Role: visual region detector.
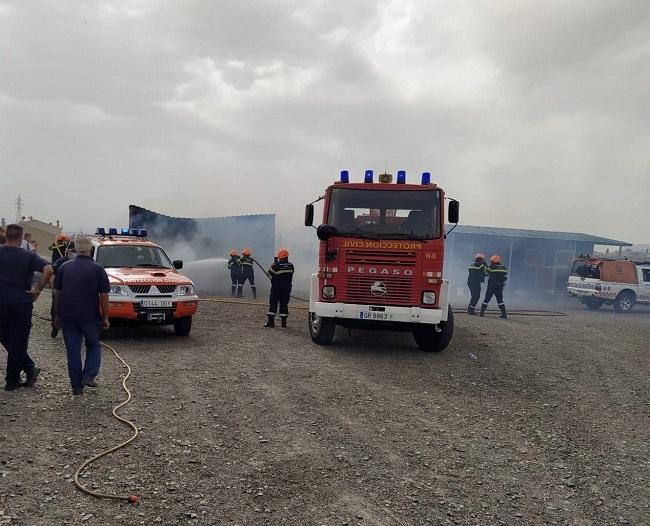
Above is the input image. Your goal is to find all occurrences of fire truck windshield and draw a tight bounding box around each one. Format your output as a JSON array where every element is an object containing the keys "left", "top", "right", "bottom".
[
  {"left": 327, "top": 188, "right": 441, "bottom": 239},
  {"left": 96, "top": 245, "right": 174, "bottom": 269}
]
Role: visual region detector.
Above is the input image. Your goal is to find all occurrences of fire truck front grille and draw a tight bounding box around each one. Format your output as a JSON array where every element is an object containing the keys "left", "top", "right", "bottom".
[
  {"left": 345, "top": 275, "right": 412, "bottom": 305},
  {"left": 156, "top": 285, "right": 177, "bottom": 294},
  {"left": 345, "top": 250, "right": 417, "bottom": 267},
  {"left": 128, "top": 285, "right": 151, "bottom": 294}
]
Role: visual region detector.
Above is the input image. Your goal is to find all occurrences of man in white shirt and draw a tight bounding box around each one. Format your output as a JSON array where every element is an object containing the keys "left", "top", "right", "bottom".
[{"left": 20, "top": 233, "right": 33, "bottom": 251}]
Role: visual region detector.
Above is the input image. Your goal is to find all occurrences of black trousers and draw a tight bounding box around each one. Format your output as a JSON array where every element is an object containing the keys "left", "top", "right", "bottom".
[
  {"left": 240, "top": 268, "right": 255, "bottom": 287},
  {"left": 0, "top": 303, "right": 35, "bottom": 386},
  {"left": 482, "top": 284, "right": 505, "bottom": 306},
  {"left": 230, "top": 270, "right": 242, "bottom": 286},
  {"left": 268, "top": 284, "right": 291, "bottom": 317},
  {"left": 467, "top": 282, "right": 482, "bottom": 307}
]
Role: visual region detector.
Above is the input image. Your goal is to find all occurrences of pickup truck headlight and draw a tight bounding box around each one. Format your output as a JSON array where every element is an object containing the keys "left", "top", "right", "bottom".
[
  {"left": 110, "top": 285, "right": 128, "bottom": 296},
  {"left": 422, "top": 291, "right": 436, "bottom": 305},
  {"left": 322, "top": 286, "right": 335, "bottom": 299},
  {"left": 178, "top": 285, "right": 195, "bottom": 296}
]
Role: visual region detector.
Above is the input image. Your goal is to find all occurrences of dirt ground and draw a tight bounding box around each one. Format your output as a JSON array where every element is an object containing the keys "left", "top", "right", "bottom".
[{"left": 1, "top": 297, "right": 649, "bottom": 526}]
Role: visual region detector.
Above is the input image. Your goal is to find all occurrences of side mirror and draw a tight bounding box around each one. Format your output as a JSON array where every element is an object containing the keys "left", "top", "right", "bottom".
[
  {"left": 448, "top": 200, "right": 459, "bottom": 224},
  {"left": 173, "top": 260, "right": 183, "bottom": 270},
  {"left": 304, "top": 204, "right": 315, "bottom": 227},
  {"left": 316, "top": 224, "right": 338, "bottom": 241}
]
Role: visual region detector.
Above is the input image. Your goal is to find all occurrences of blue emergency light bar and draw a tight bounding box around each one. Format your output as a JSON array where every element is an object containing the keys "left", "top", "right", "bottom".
[
  {"left": 364, "top": 170, "right": 374, "bottom": 183},
  {"left": 97, "top": 227, "right": 147, "bottom": 237},
  {"left": 397, "top": 170, "right": 406, "bottom": 184},
  {"left": 421, "top": 172, "right": 431, "bottom": 185},
  {"left": 340, "top": 170, "right": 349, "bottom": 183}
]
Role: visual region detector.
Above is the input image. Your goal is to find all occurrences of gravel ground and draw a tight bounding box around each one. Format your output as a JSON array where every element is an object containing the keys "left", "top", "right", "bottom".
[{"left": 1, "top": 297, "right": 649, "bottom": 526}]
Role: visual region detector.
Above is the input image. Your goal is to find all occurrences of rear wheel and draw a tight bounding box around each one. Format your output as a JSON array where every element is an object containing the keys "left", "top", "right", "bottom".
[
  {"left": 412, "top": 306, "right": 454, "bottom": 352},
  {"left": 308, "top": 312, "right": 336, "bottom": 345},
  {"left": 583, "top": 298, "right": 605, "bottom": 310},
  {"left": 613, "top": 291, "right": 636, "bottom": 313},
  {"left": 173, "top": 316, "right": 192, "bottom": 336}
]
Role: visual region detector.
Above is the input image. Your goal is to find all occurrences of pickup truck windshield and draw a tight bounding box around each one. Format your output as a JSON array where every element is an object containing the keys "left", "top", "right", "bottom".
[
  {"left": 327, "top": 188, "right": 441, "bottom": 239},
  {"left": 96, "top": 245, "right": 174, "bottom": 269}
]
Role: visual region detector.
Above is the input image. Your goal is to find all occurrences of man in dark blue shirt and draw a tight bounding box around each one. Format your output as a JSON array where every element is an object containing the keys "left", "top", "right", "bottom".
[
  {"left": 54, "top": 236, "right": 110, "bottom": 395},
  {"left": 0, "top": 224, "right": 53, "bottom": 391}
]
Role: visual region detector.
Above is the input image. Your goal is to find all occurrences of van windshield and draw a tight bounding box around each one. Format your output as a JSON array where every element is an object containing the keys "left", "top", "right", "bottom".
[
  {"left": 326, "top": 188, "right": 441, "bottom": 239},
  {"left": 96, "top": 245, "right": 173, "bottom": 269}
]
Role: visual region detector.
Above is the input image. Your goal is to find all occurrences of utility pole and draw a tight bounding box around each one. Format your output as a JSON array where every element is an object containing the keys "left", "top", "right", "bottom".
[{"left": 15, "top": 194, "right": 23, "bottom": 223}]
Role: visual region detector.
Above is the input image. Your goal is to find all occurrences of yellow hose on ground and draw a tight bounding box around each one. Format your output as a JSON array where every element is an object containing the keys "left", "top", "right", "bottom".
[{"left": 73, "top": 341, "right": 140, "bottom": 504}]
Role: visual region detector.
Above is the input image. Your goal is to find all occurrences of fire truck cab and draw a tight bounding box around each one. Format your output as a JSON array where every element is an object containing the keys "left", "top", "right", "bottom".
[
  {"left": 305, "top": 170, "right": 459, "bottom": 352},
  {"left": 92, "top": 228, "right": 199, "bottom": 335}
]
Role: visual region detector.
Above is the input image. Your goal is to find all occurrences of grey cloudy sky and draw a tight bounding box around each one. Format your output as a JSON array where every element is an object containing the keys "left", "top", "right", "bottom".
[{"left": 1, "top": 0, "right": 648, "bottom": 243}]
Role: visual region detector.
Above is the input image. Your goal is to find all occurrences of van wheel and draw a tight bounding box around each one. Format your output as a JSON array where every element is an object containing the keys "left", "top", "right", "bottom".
[
  {"left": 412, "top": 306, "right": 454, "bottom": 352},
  {"left": 613, "top": 291, "right": 635, "bottom": 313},
  {"left": 584, "top": 299, "right": 604, "bottom": 310},
  {"left": 308, "top": 312, "right": 335, "bottom": 345},
  {"left": 173, "top": 316, "right": 192, "bottom": 336}
]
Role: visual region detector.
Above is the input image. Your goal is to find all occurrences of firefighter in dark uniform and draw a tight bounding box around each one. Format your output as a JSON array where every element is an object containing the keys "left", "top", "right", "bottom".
[
  {"left": 467, "top": 253, "right": 487, "bottom": 315},
  {"left": 227, "top": 250, "right": 242, "bottom": 297},
  {"left": 480, "top": 255, "right": 508, "bottom": 319},
  {"left": 49, "top": 234, "right": 73, "bottom": 338},
  {"left": 264, "top": 248, "right": 294, "bottom": 328},
  {"left": 49, "top": 233, "right": 72, "bottom": 266},
  {"left": 238, "top": 248, "right": 256, "bottom": 299}
]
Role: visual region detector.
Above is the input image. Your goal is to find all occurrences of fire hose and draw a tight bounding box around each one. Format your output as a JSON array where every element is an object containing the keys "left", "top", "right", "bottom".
[
  {"left": 73, "top": 340, "right": 140, "bottom": 504},
  {"left": 32, "top": 312, "right": 140, "bottom": 503}
]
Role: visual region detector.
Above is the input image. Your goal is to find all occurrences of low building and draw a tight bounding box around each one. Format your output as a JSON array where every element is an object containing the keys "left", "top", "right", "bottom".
[
  {"left": 17, "top": 217, "right": 63, "bottom": 258},
  {"left": 445, "top": 225, "right": 632, "bottom": 305}
]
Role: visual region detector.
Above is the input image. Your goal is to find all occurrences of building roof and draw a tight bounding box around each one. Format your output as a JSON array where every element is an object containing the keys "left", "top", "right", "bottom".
[
  {"left": 19, "top": 219, "right": 61, "bottom": 235},
  {"left": 446, "top": 225, "right": 632, "bottom": 247}
]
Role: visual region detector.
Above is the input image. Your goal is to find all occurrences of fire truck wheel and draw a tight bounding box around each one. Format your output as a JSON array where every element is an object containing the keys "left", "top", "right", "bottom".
[
  {"left": 173, "top": 316, "right": 193, "bottom": 336},
  {"left": 412, "top": 306, "right": 454, "bottom": 352},
  {"left": 308, "top": 312, "right": 335, "bottom": 345},
  {"left": 613, "top": 291, "right": 636, "bottom": 313},
  {"left": 583, "top": 298, "right": 604, "bottom": 310}
]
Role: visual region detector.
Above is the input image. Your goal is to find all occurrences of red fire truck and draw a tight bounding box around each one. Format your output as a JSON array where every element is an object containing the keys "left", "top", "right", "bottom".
[{"left": 304, "top": 169, "right": 459, "bottom": 352}]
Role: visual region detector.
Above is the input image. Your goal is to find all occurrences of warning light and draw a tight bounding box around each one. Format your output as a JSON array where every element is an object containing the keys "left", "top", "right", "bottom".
[
  {"left": 340, "top": 170, "right": 349, "bottom": 183},
  {"left": 421, "top": 172, "right": 431, "bottom": 185},
  {"left": 364, "top": 170, "right": 374, "bottom": 183},
  {"left": 397, "top": 170, "right": 406, "bottom": 184}
]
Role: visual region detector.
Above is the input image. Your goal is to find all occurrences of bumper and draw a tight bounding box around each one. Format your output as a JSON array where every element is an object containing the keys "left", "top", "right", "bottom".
[
  {"left": 309, "top": 273, "right": 449, "bottom": 325},
  {"left": 311, "top": 301, "right": 445, "bottom": 325},
  {"left": 567, "top": 287, "right": 599, "bottom": 299},
  {"left": 107, "top": 297, "right": 199, "bottom": 321}
]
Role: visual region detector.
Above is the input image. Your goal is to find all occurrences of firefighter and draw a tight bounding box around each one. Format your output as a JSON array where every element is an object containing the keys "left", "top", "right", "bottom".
[
  {"left": 238, "top": 248, "right": 256, "bottom": 299},
  {"left": 467, "top": 253, "right": 487, "bottom": 315},
  {"left": 480, "top": 255, "right": 508, "bottom": 319},
  {"left": 264, "top": 248, "right": 294, "bottom": 328},
  {"left": 50, "top": 233, "right": 72, "bottom": 266},
  {"left": 50, "top": 241, "right": 75, "bottom": 337},
  {"left": 227, "top": 250, "right": 242, "bottom": 297}
]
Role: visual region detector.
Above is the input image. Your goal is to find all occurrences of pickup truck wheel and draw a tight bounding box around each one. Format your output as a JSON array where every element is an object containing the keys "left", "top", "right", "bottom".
[
  {"left": 308, "top": 312, "right": 335, "bottom": 345},
  {"left": 584, "top": 298, "right": 604, "bottom": 310},
  {"left": 613, "top": 291, "right": 636, "bottom": 313},
  {"left": 173, "top": 316, "right": 192, "bottom": 336},
  {"left": 412, "top": 306, "right": 454, "bottom": 352}
]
